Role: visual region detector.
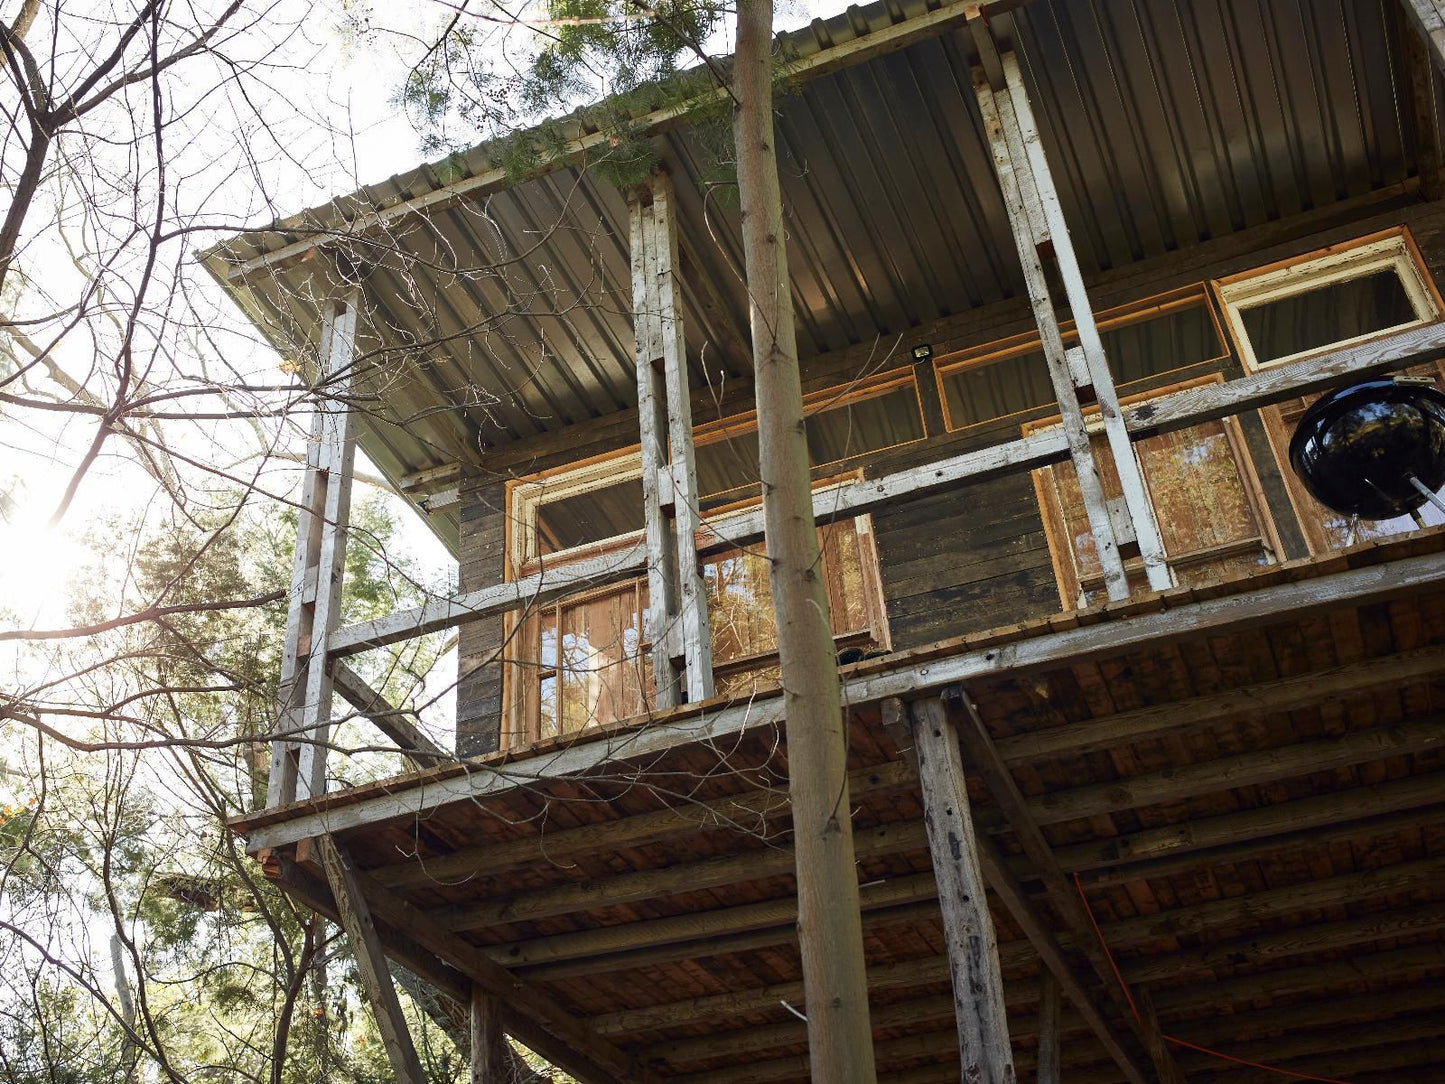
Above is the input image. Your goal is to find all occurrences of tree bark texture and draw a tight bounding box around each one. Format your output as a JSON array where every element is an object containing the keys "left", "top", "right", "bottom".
[{"left": 731, "top": 2, "right": 877, "bottom": 1079}]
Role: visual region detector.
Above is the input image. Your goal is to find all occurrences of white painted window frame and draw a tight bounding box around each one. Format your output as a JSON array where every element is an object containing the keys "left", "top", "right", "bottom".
[{"left": 1216, "top": 229, "right": 1442, "bottom": 373}]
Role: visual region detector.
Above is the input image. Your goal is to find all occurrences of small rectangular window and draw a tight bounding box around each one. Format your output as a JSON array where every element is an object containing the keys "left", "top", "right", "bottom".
[{"left": 1216, "top": 228, "right": 1442, "bottom": 372}]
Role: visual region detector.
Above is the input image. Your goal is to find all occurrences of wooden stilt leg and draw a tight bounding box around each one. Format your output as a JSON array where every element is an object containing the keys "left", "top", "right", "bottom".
[
  {"left": 317, "top": 835, "right": 425, "bottom": 1084},
  {"left": 470, "top": 986, "right": 508, "bottom": 1084},
  {"left": 1037, "top": 970, "right": 1061, "bottom": 1084},
  {"left": 907, "top": 697, "right": 1015, "bottom": 1083}
]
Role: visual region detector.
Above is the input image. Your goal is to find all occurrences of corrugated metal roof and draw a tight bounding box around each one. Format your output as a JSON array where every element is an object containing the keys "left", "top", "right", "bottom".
[{"left": 206, "top": 0, "right": 1439, "bottom": 554}]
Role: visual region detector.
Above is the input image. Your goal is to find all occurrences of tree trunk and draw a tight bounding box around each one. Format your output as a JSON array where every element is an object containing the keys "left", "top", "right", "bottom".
[{"left": 731, "top": 3, "right": 877, "bottom": 1079}]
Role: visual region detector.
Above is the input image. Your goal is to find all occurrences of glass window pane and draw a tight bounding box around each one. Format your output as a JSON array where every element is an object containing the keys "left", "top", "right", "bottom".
[
  {"left": 943, "top": 348, "right": 1052, "bottom": 427},
  {"left": 556, "top": 586, "right": 647, "bottom": 733},
  {"left": 695, "top": 431, "right": 761, "bottom": 505},
  {"left": 536, "top": 476, "right": 644, "bottom": 554},
  {"left": 1241, "top": 270, "right": 1417, "bottom": 366},
  {"left": 1102, "top": 299, "right": 1224, "bottom": 383},
  {"left": 705, "top": 547, "right": 776, "bottom": 663},
  {"left": 805, "top": 384, "right": 925, "bottom": 464},
  {"left": 942, "top": 296, "right": 1226, "bottom": 430}
]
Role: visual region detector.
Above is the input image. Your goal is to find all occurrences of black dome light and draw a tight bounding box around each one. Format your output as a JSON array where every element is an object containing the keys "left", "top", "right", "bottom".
[{"left": 1289, "top": 378, "right": 1445, "bottom": 520}]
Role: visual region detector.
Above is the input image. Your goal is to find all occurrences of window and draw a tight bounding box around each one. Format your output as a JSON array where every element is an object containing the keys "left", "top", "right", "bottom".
[
  {"left": 503, "top": 374, "right": 912, "bottom": 746},
  {"left": 1216, "top": 229, "right": 1442, "bottom": 372},
  {"left": 1219, "top": 229, "right": 1445, "bottom": 553},
  {"left": 693, "top": 371, "right": 927, "bottom": 508},
  {"left": 1029, "top": 377, "right": 1280, "bottom": 609},
  {"left": 937, "top": 287, "right": 1229, "bottom": 432}
]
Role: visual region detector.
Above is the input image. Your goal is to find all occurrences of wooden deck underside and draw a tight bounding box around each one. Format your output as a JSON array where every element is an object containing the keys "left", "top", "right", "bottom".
[{"left": 234, "top": 529, "right": 1445, "bottom": 1083}]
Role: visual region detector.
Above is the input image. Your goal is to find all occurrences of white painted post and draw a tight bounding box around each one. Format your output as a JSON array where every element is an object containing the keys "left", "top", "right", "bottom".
[
  {"left": 270, "top": 291, "right": 360, "bottom": 807},
  {"left": 973, "top": 71, "right": 1131, "bottom": 602},
  {"left": 628, "top": 175, "right": 714, "bottom": 709},
  {"left": 1000, "top": 50, "right": 1172, "bottom": 593},
  {"left": 652, "top": 172, "right": 715, "bottom": 702}
]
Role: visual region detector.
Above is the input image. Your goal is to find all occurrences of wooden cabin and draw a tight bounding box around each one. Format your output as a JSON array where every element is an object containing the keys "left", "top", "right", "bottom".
[{"left": 212, "top": 1, "right": 1445, "bottom": 1081}]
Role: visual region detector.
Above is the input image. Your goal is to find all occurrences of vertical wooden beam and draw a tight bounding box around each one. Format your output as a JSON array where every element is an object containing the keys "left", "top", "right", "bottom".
[
  {"left": 972, "top": 69, "right": 1130, "bottom": 603},
  {"left": 317, "top": 835, "right": 425, "bottom": 1084},
  {"left": 945, "top": 686, "right": 1187, "bottom": 1084},
  {"left": 270, "top": 292, "right": 360, "bottom": 806},
  {"left": 629, "top": 176, "right": 715, "bottom": 709},
  {"left": 630, "top": 190, "right": 683, "bottom": 711},
  {"left": 1036, "top": 971, "right": 1061, "bottom": 1084},
  {"left": 470, "top": 986, "right": 508, "bottom": 1084},
  {"left": 1403, "top": 0, "right": 1445, "bottom": 76},
  {"left": 1402, "top": 2, "right": 1445, "bottom": 201},
  {"left": 998, "top": 50, "right": 1171, "bottom": 593},
  {"left": 906, "top": 697, "right": 1015, "bottom": 1083},
  {"left": 652, "top": 171, "right": 715, "bottom": 702}
]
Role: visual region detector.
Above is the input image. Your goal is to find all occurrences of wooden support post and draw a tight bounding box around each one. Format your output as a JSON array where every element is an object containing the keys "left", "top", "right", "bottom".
[
  {"left": 317, "top": 835, "right": 425, "bottom": 1084},
  {"left": 906, "top": 697, "right": 1015, "bottom": 1082},
  {"left": 944, "top": 686, "right": 1187, "bottom": 1084},
  {"left": 470, "top": 986, "right": 508, "bottom": 1084},
  {"left": 1036, "top": 971, "right": 1061, "bottom": 1084},
  {"left": 270, "top": 292, "right": 360, "bottom": 806},
  {"left": 972, "top": 71, "right": 1128, "bottom": 602},
  {"left": 972, "top": 26, "right": 1172, "bottom": 601},
  {"left": 652, "top": 172, "right": 715, "bottom": 703},
  {"left": 628, "top": 176, "right": 714, "bottom": 710},
  {"left": 1402, "top": 1, "right": 1445, "bottom": 200},
  {"left": 1403, "top": 0, "right": 1445, "bottom": 76},
  {"left": 998, "top": 49, "right": 1172, "bottom": 594}
]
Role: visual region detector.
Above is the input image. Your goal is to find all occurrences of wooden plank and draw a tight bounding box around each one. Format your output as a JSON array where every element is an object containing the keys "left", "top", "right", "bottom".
[
  {"left": 974, "top": 66, "right": 1129, "bottom": 601},
  {"left": 439, "top": 818, "right": 929, "bottom": 932},
  {"left": 237, "top": 547, "right": 1445, "bottom": 852},
  {"left": 995, "top": 643, "right": 1445, "bottom": 763},
  {"left": 946, "top": 688, "right": 1186, "bottom": 1084},
  {"left": 372, "top": 759, "right": 916, "bottom": 890},
  {"left": 1055, "top": 769, "right": 1445, "bottom": 873},
  {"left": 469, "top": 987, "right": 507, "bottom": 1084},
  {"left": 498, "top": 874, "right": 940, "bottom": 976},
  {"left": 1402, "top": 9, "right": 1445, "bottom": 201},
  {"left": 271, "top": 295, "right": 360, "bottom": 806},
  {"left": 1000, "top": 47, "right": 1171, "bottom": 592},
  {"left": 317, "top": 836, "right": 426, "bottom": 1084},
  {"left": 1036, "top": 971, "right": 1061, "bottom": 1084},
  {"left": 632, "top": 188, "right": 682, "bottom": 711},
  {"left": 331, "top": 661, "right": 449, "bottom": 768},
  {"left": 653, "top": 171, "right": 715, "bottom": 702},
  {"left": 1403, "top": 0, "right": 1445, "bottom": 77},
  {"left": 1030, "top": 716, "right": 1445, "bottom": 826},
  {"left": 906, "top": 697, "right": 1015, "bottom": 1083}
]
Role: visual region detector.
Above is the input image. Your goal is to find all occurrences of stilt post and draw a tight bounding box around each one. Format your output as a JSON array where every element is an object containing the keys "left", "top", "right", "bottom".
[
  {"left": 470, "top": 986, "right": 508, "bottom": 1084},
  {"left": 907, "top": 696, "right": 1016, "bottom": 1082},
  {"left": 1037, "top": 970, "right": 1061, "bottom": 1084}
]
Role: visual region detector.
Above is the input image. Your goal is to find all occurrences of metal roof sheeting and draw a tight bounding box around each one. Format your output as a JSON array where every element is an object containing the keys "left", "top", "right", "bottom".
[{"left": 207, "top": 0, "right": 1440, "bottom": 555}]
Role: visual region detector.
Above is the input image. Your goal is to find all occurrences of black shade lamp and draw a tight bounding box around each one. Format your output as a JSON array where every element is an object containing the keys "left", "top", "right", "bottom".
[{"left": 1288, "top": 377, "right": 1445, "bottom": 521}]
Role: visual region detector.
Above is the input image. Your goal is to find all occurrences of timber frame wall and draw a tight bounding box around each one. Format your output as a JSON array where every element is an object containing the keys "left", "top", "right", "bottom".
[{"left": 240, "top": 4, "right": 1445, "bottom": 1082}]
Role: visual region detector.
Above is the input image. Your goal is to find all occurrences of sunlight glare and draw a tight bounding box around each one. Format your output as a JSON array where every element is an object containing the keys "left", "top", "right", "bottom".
[{"left": 0, "top": 516, "right": 86, "bottom": 628}]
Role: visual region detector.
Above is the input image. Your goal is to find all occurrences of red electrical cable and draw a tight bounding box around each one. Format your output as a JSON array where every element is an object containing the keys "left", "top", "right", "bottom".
[{"left": 1071, "top": 873, "right": 1357, "bottom": 1084}]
